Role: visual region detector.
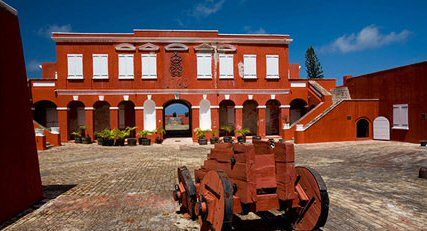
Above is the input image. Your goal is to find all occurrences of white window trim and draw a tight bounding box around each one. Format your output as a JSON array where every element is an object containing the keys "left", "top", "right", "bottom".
[
  {"left": 92, "top": 54, "right": 109, "bottom": 80},
  {"left": 197, "top": 53, "right": 212, "bottom": 79},
  {"left": 392, "top": 104, "right": 409, "bottom": 130},
  {"left": 67, "top": 54, "right": 83, "bottom": 80},
  {"left": 141, "top": 54, "right": 158, "bottom": 79},
  {"left": 243, "top": 54, "right": 257, "bottom": 79},
  {"left": 266, "top": 54, "right": 280, "bottom": 79},
  {"left": 118, "top": 54, "right": 134, "bottom": 79}
]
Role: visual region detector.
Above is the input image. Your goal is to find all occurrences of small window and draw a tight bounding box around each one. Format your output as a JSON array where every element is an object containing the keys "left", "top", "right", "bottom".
[
  {"left": 197, "top": 53, "right": 212, "bottom": 79},
  {"left": 266, "top": 55, "right": 279, "bottom": 79},
  {"left": 219, "top": 54, "right": 234, "bottom": 79},
  {"left": 243, "top": 55, "right": 257, "bottom": 79},
  {"left": 141, "top": 54, "right": 157, "bottom": 79},
  {"left": 118, "top": 54, "right": 134, "bottom": 79},
  {"left": 393, "top": 104, "right": 409, "bottom": 129},
  {"left": 93, "top": 54, "right": 108, "bottom": 79},
  {"left": 67, "top": 54, "right": 83, "bottom": 79}
]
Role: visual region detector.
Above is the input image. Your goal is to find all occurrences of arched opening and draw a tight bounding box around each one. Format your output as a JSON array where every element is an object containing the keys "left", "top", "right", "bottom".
[
  {"left": 243, "top": 100, "right": 258, "bottom": 136},
  {"left": 163, "top": 99, "right": 191, "bottom": 137},
  {"left": 290, "top": 98, "right": 308, "bottom": 124},
  {"left": 373, "top": 116, "right": 390, "bottom": 140},
  {"left": 94, "top": 101, "right": 110, "bottom": 133},
  {"left": 68, "top": 101, "right": 85, "bottom": 138},
  {"left": 199, "top": 99, "right": 212, "bottom": 130},
  {"left": 143, "top": 99, "right": 156, "bottom": 131},
  {"left": 118, "top": 101, "right": 135, "bottom": 129},
  {"left": 266, "top": 99, "right": 281, "bottom": 135},
  {"left": 219, "top": 100, "right": 235, "bottom": 136},
  {"left": 356, "top": 119, "right": 370, "bottom": 138},
  {"left": 33, "top": 100, "right": 58, "bottom": 128}
]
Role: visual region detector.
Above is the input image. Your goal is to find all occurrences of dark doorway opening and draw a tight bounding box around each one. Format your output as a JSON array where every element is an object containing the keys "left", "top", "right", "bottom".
[
  {"left": 219, "top": 100, "right": 236, "bottom": 136},
  {"left": 356, "top": 119, "right": 370, "bottom": 138},
  {"left": 266, "top": 99, "right": 281, "bottom": 135},
  {"left": 118, "top": 101, "right": 135, "bottom": 129},
  {"left": 94, "top": 101, "right": 110, "bottom": 133},
  {"left": 289, "top": 98, "right": 308, "bottom": 124},
  {"left": 68, "top": 101, "right": 85, "bottom": 139},
  {"left": 163, "top": 100, "right": 192, "bottom": 137},
  {"left": 243, "top": 100, "right": 259, "bottom": 136},
  {"left": 33, "top": 100, "right": 58, "bottom": 128}
]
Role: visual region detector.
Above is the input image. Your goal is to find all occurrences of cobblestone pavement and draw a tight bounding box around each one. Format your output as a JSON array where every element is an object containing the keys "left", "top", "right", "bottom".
[{"left": 2, "top": 141, "right": 426, "bottom": 230}]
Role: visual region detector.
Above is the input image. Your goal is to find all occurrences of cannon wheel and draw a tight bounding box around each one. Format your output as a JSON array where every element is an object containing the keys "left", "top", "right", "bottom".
[
  {"left": 294, "top": 166, "right": 329, "bottom": 230},
  {"left": 197, "top": 170, "right": 233, "bottom": 231},
  {"left": 175, "top": 166, "right": 197, "bottom": 219}
]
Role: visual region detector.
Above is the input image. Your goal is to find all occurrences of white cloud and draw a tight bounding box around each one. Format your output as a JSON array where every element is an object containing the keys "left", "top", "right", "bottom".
[
  {"left": 191, "top": 0, "right": 226, "bottom": 17},
  {"left": 27, "top": 59, "right": 42, "bottom": 72},
  {"left": 37, "top": 24, "right": 72, "bottom": 38},
  {"left": 320, "top": 25, "right": 411, "bottom": 53},
  {"left": 244, "top": 26, "right": 267, "bottom": 34}
]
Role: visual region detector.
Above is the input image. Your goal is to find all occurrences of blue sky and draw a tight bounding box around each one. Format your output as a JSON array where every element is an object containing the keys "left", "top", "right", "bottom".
[{"left": 8, "top": 0, "right": 427, "bottom": 83}]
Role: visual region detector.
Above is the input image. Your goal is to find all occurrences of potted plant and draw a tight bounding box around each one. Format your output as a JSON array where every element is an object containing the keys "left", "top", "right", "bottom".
[
  {"left": 82, "top": 136, "right": 92, "bottom": 144},
  {"left": 220, "top": 125, "right": 234, "bottom": 143},
  {"left": 126, "top": 127, "right": 137, "bottom": 146},
  {"left": 194, "top": 128, "right": 209, "bottom": 145},
  {"left": 96, "top": 129, "right": 111, "bottom": 146},
  {"left": 155, "top": 128, "right": 166, "bottom": 144},
  {"left": 210, "top": 130, "right": 219, "bottom": 144},
  {"left": 138, "top": 130, "right": 153, "bottom": 145},
  {"left": 72, "top": 130, "right": 82, "bottom": 143},
  {"left": 236, "top": 128, "right": 251, "bottom": 143},
  {"left": 110, "top": 129, "right": 126, "bottom": 146}
]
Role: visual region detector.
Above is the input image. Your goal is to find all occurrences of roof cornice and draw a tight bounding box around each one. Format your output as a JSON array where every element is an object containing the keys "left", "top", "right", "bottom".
[{"left": 0, "top": 0, "right": 17, "bottom": 15}]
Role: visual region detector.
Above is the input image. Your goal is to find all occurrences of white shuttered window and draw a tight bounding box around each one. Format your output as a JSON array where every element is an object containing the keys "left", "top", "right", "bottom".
[
  {"left": 243, "top": 55, "right": 257, "bottom": 79},
  {"left": 219, "top": 54, "right": 234, "bottom": 79},
  {"left": 393, "top": 104, "right": 409, "bottom": 129},
  {"left": 93, "top": 54, "right": 108, "bottom": 79},
  {"left": 197, "top": 53, "right": 212, "bottom": 79},
  {"left": 67, "top": 54, "right": 83, "bottom": 79},
  {"left": 266, "top": 55, "right": 279, "bottom": 79},
  {"left": 141, "top": 54, "right": 157, "bottom": 79},
  {"left": 118, "top": 54, "right": 134, "bottom": 79}
]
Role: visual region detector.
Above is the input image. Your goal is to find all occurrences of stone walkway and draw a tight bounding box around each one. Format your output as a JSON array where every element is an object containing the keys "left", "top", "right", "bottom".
[{"left": 2, "top": 141, "right": 426, "bottom": 230}]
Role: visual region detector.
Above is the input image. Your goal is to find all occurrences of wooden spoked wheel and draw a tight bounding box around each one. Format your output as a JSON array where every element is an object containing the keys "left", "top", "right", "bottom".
[
  {"left": 294, "top": 166, "right": 329, "bottom": 230},
  {"left": 173, "top": 166, "right": 197, "bottom": 219},
  {"left": 196, "top": 170, "right": 233, "bottom": 231}
]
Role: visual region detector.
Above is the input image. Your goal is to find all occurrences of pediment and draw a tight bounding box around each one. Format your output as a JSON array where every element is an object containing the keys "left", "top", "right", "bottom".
[
  {"left": 217, "top": 44, "right": 237, "bottom": 52},
  {"left": 115, "top": 43, "right": 136, "bottom": 51},
  {"left": 194, "top": 43, "right": 214, "bottom": 52},
  {"left": 138, "top": 43, "right": 159, "bottom": 51},
  {"left": 165, "top": 43, "right": 188, "bottom": 51}
]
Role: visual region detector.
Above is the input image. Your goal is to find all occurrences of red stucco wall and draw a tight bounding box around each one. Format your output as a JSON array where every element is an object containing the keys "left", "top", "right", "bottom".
[
  {"left": 345, "top": 62, "right": 427, "bottom": 143},
  {"left": 0, "top": 3, "right": 43, "bottom": 223}
]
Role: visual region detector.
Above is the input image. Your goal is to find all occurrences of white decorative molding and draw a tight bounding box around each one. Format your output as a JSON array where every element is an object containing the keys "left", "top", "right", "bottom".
[
  {"left": 55, "top": 72, "right": 58, "bottom": 79},
  {"left": 291, "top": 82, "right": 307, "bottom": 88},
  {"left": 135, "top": 106, "right": 144, "bottom": 110},
  {"left": 296, "top": 124, "right": 304, "bottom": 131},
  {"left": 99, "top": 95, "right": 105, "bottom": 101},
  {"left": 115, "top": 43, "right": 136, "bottom": 51},
  {"left": 235, "top": 105, "right": 243, "bottom": 109},
  {"left": 85, "top": 107, "right": 94, "bottom": 110},
  {"left": 271, "top": 94, "right": 276, "bottom": 99},
  {"left": 110, "top": 107, "right": 119, "bottom": 110},
  {"left": 73, "top": 95, "right": 79, "bottom": 101},
  {"left": 191, "top": 106, "right": 200, "bottom": 109},
  {"left": 210, "top": 106, "right": 220, "bottom": 109},
  {"left": 194, "top": 43, "right": 214, "bottom": 52},
  {"left": 248, "top": 95, "right": 253, "bottom": 100},
  {"left": 174, "top": 94, "right": 180, "bottom": 100},
  {"left": 165, "top": 43, "right": 188, "bottom": 51},
  {"left": 257, "top": 105, "right": 267, "bottom": 109},
  {"left": 155, "top": 106, "right": 163, "bottom": 110},
  {"left": 203, "top": 94, "right": 207, "bottom": 100},
  {"left": 217, "top": 44, "right": 237, "bottom": 52},
  {"left": 56, "top": 89, "right": 291, "bottom": 95},
  {"left": 138, "top": 43, "right": 159, "bottom": 51},
  {"left": 280, "top": 105, "right": 291, "bottom": 108},
  {"left": 225, "top": 94, "right": 230, "bottom": 100},
  {"left": 147, "top": 95, "right": 152, "bottom": 100},
  {"left": 123, "top": 95, "right": 129, "bottom": 101},
  {"left": 57, "top": 107, "right": 68, "bottom": 111},
  {"left": 284, "top": 123, "right": 291, "bottom": 129},
  {"left": 32, "top": 82, "right": 55, "bottom": 87},
  {"left": 50, "top": 127, "right": 60, "bottom": 134}
]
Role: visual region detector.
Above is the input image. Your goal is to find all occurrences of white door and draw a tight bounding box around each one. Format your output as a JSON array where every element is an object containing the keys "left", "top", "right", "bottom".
[{"left": 373, "top": 116, "right": 390, "bottom": 140}]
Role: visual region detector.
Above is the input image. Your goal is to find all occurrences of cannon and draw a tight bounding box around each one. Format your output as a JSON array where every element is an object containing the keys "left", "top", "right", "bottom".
[{"left": 173, "top": 141, "right": 329, "bottom": 230}]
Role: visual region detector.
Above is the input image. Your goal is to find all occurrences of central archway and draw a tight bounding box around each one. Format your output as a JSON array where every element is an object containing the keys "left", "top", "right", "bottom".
[{"left": 163, "top": 99, "right": 192, "bottom": 137}]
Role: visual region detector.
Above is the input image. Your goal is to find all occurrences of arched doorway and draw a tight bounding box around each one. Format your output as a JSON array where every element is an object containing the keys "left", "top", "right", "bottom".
[
  {"left": 266, "top": 99, "right": 281, "bottom": 135},
  {"left": 143, "top": 99, "right": 156, "bottom": 131},
  {"left": 290, "top": 99, "right": 308, "bottom": 124},
  {"left": 33, "top": 100, "right": 58, "bottom": 128},
  {"left": 118, "top": 101, "right": 135, "bottom": 129},
  {"left": 373, "top": 116, "right": 390, "bottom": 140},
  {"left": 163, "top": 100, "right": 191, "bottom": 137},
  {"left": 94, "top": 101, "right": 110, "bottom": 133},
  {"left": 219, "top": 100, "right": 235, "bottom": 136},
  {"left": 199, "top": 99, "right": 212, "bottom": 130},
  {"left": 243, "top": 100, "right": 258, "bottom": 136},
  {"left": 356, "top": 118, "right": 370, "bottom": 138},
  {"left": 68, "top": 101, "right": 85, "bottom": 137}
]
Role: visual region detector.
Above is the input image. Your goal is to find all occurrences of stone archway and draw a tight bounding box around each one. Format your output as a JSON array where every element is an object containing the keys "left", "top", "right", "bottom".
[
  {"left": 33, "top": 100, "right": 58, "bottom": 128},
  {"left": 243, "top": 100, "right": 258, "bottom": 136},
  {"left": 219, "top": 100, "right": 235, "bottom": 136},
  {"left": 163, "top": 99, "right": 192, "bottom": 137},
  {"left": 356, "top": 118, "right": 370, "bottom": 138}
]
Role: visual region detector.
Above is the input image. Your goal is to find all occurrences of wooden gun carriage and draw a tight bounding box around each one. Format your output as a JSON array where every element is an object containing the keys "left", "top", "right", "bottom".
[{"left": 173, "top": 141, "right": 329, "bottom": 230}]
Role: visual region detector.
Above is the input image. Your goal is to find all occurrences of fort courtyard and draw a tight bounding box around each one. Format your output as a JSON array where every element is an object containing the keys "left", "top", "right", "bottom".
[{"left": 2, "top": 141, "right": 426, "bottom": 230}]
